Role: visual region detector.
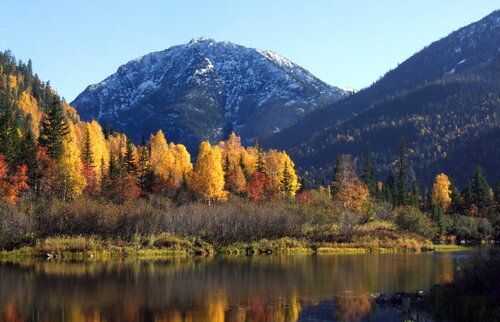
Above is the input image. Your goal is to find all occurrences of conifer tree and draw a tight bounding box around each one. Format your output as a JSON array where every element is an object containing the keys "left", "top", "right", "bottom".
[
  {"left": 82, "top": 127, "right": 94, "bottom": 168},
  {"left": 19, "top": 130, "right": 38, "bottom": 187},
  {"left": 471, "top": 165, "right": 492, "bottom": 209},
  {"left": 280, "top": 161, "right": 294, "bottom": 197},
  {"left": 361, "top": 145, "right": 377, "bottom": 196},
  {"left": 396, "top": 138, "right": 410, "bottom": 205},
  {"left": 38, "top": 95, "right": 69, "bottom": 160},
  {"left": 331, "top": 154, "right": 343, "bottom": 196},
  {"left": 255, "top": 140, "right": 266, "bottom": 174},
  {"left": 124, "top": 141, "right": 137, "bottom": 174},
  {"left": 0, "top": 104, "right": 21, "bottom": 165}
]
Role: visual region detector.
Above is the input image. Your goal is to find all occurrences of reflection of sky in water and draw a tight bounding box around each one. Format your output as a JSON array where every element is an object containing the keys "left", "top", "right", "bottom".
[{"left": 0, "top": 251, "right": 474, "bottom": 321}]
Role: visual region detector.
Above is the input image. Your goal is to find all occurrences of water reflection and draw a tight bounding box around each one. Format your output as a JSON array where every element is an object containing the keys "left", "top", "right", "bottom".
[{"left": 0, "top": 252, "right": 469, "bottom": 321}]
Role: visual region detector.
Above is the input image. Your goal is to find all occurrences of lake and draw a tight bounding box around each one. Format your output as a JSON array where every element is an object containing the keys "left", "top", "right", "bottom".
[{"left": 0, "top": 251, "right": 474, "bottom": 321}]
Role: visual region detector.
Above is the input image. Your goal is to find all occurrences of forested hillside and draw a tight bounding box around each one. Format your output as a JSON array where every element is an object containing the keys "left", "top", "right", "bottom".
[{"left": 264, "top": 10, "right": 500, "bottom": 187}]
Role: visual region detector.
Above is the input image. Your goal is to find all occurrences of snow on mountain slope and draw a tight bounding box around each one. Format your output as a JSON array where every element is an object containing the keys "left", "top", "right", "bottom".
[{"left": 72, "top": 38, "right": 350, "bottom": 151}]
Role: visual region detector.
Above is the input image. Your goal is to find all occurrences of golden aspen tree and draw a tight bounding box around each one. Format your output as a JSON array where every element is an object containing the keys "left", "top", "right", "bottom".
[
  {"left": 431, "top": 173, "right": 452, "bottom": 212},
  {"left": 189, "top": 141, "right": 227, "bottom": 204},
  {"left": 56, "top": 122, "right": 86, "bottom": 200},
  {"left": 18, "top": 91, "right": 42, "bottom": 137},
  {"left": 332, "top": 155, "right": 369, "bottom": 212},
  {"left": 218, "top": 132, "right": 246, "bottom": 169},
  {"left": 149, "top": 130, "right": 175, "bottom": 179},
  {"left": 169, "top": 142, "right": 192, "bottom": 186},
  {"left": 86, "top": 121, "right": 109, "bottom": 180},
  {"left": 265, "top": 150, "right": 300, "bottom": 197}
]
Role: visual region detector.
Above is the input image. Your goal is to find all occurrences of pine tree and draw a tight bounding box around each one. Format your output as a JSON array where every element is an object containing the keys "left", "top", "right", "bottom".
[
  {"left": 331, "top": 154, "right": 343, "bottom": 196},
  {"left": 107, "top": 152, "right": 120, "bottom": 180},
  {"left": 471, "top": 165, "right": 492, "bottom": 209},
  {"left": 255, "top": 140, "right": 266, "bottom": 174},
  {"left": 18, "top": 130, "right": 38, "bottom": 187},
  {"left": 361, "top": 145, "right": 377, "bottom": 196},
  {"left": 124, "top": 141, "right": 137, "bottom": 174},
  {"left": 82, "top": 127, "right": 94, "bottom": 168},
  {"left": 396, "top": 138, "right": 410, "bottom": 205},
  {"left": 0, "top": 104, "right": 21, "bottom": 165},
  {"left": 280, "top": 161, "right": 294, "bottom": 197},
  {"left": 38, "top": 95, "right": 69, "bottom": 160},
  {"left": 449, "top": 177, "right": 463, "bottom": 214},
  {"left": 462, "top": 178, "right": 475, "bottom": 209}
]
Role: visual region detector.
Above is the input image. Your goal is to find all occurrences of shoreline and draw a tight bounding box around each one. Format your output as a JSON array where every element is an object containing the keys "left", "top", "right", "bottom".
[{"left": 0, "top": 236, "right": 473, "bottom": 259}]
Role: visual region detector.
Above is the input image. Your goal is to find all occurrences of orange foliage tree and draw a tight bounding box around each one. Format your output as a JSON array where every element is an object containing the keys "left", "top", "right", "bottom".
[{"left": 0, "top": 155, "right": 29, "bottom": 204}]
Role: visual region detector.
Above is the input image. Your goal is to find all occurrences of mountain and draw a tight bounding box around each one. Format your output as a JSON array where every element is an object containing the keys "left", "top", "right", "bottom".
[
  {"left": 72, "top": 38, "right": 350, "bottom": 152},
  {"left": 263, "top": 10, "right": 500, "bottom": 186}
]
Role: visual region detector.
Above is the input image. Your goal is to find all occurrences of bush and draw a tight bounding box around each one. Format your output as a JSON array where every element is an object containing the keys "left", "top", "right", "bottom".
[
  {"left": 0, "top": 202, "right": 36, "bottom": 250},
  {"left": 395, "top": 206, "right": 438, "bottom": 239},
  {"left": 450, "top": 215, "right": 493, "bottom": 240}
]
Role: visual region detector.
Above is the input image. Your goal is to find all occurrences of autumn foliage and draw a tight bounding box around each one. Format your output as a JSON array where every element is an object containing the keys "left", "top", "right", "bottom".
[{"left": 0, "top": 155, "right": 28, "bottom": 204}]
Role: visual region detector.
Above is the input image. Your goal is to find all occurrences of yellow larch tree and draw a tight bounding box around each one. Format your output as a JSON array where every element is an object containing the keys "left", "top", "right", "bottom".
[
  {"left": 86, "top": 121, "right": 110, "bottom": 179},
  {"left": 431, "top": 173, "right": 452, "bottom": 212},
  {"left": 18, "top": 91, "right": 43, "bottom": 137},
  {"left": 189, "top": 141, "right": 227, "bottom": 204},
  {"left": 149, "top": 130, "right": 175, "bottom": 179},
  {"left": 332, "top": 155, "right": 369, "bottom": 212},
  {"left": 218, "top": 132, "right": 246, "bottom": 169},
  {"left": 169, "top": 142, "right": 193, "bottom": 186},
  {"left": 56, "top": 122, "right": 86, "bottom": 200},
  {"left": 265, "top": 149, "right": 300, "bottom": 197}
]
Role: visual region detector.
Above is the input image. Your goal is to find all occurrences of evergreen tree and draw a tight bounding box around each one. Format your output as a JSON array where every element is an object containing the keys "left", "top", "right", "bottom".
[
  {"left": 462, "top": 178, "right": 475, "bottom": 209},
  {"left": 18, "top": 130, "right": 38, "bottom": 186},
  {"left": 331, "top": 154, "right": 343, "bottom": 196},
  {"left": 361, "top": 145, "right": 377, "bottom": 196},
  {"left": 82, "top": 127, "right": 94, "bottom": 167},
  {"left": 107, "top": 152, "right": 120, "bottom": 180},
  {"left": 396, "top": 138, "right": 410, "bottom": 205},
  {"left": 0, "top": 104, "right": 21, "bottom": 165},
  {"left": 255, "top": 140, "right": 266, "bottom": 174},
  {"left": 383, "top": 173, "right": 396, "bottom": 205},
  {"left": 432, "top": 206, "right": 446, "bottom": 236},
  {"left": 280, "top": 161, "right": 294, "bottom": 197},
  {"left": 471, "top": 165, "right": 492, "bottom": 209},
  {"left": 239, "top": 153, "right": 249, "bottom": 180},
  {"left": 38, "top": 95, "right": 69, "bottom": 160},
  {"left": 124, "top": 141, "right": 137, "bottom": 174}
]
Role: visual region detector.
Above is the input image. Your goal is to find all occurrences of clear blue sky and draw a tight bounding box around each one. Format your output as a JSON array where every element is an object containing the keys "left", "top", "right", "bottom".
[{"left": 0, "top": 1, "right": 498, "bottom": 101}]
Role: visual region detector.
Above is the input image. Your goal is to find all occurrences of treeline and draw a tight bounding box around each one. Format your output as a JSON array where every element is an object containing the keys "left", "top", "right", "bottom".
[
  {"left": 351, "top": 138, "right": 499, "bottom": 240},
  {"left": 1, "top": 51, "right": 498, "bottom": 253},
  {"left": 0, "top": 50, "right": 300, "bottom": 205}
]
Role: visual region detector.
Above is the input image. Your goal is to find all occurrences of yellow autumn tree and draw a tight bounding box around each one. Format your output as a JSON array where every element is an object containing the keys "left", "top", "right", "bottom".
[
  {"left": 86, "top": 121, "right": 110, "bottom": 179},
  {"left": 265, "top": 149, "right": 300, "bottom": 197},
  {"left": 218, "top": 132, "right": 246, "bottom": 169},
  {"left": 169, "top": 142, "right": 193, "bottom": 186},
  {"left": 18, "top": 91, "right": 42, "bottom": 137},
  {"left": 189, "top": 141, "right": 227, "bottom": 204},
  {"left": 149, "top": 130, "right": 175, "bottom": 179},
  {"left": 431, "top": 173, "right": 452, "bottom": 212},
  {"left": 332, "top": 155, "right": 369, "bottom": 212},
  {"left": 56, "top": 122, "right": 86, "bottom": 200}
]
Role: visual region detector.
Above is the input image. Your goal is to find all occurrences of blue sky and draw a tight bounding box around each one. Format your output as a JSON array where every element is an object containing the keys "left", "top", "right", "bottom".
[{"left": 0, "top": 1, "right": 498, "bottom": 101}]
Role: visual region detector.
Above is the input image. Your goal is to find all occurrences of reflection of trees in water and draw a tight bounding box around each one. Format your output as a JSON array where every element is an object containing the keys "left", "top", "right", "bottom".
[
  {"left": 0, "top": 253, "right": 461, "bottom": 321},
  {"left": 335, "top": 292, "right": 372, "bottom": 322}
]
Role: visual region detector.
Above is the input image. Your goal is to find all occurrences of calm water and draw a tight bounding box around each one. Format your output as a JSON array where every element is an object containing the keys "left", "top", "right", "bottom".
[{"left": 0, "top": 251, "right": 474, "bottom": 321}]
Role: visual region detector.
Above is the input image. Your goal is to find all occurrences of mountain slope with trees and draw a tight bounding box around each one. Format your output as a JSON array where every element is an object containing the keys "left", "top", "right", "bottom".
[{"left": 264, "top": 10, "right": 500, "bottom": 187}]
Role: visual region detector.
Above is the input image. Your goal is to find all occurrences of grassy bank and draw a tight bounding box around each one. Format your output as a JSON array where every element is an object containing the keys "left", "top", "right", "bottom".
[{"left": 0, "top": 233, "right": 440, "bottom": 259}]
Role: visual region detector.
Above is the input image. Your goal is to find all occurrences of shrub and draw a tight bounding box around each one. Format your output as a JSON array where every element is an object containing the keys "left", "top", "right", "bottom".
[{"left": 395, "top": 206, "right": 438, "bottom": 239}]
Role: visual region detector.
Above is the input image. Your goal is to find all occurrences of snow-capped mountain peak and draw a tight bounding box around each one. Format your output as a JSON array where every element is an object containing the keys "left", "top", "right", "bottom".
[{"left": 72, "top": 38, "right": 350, "bottom": 152}]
